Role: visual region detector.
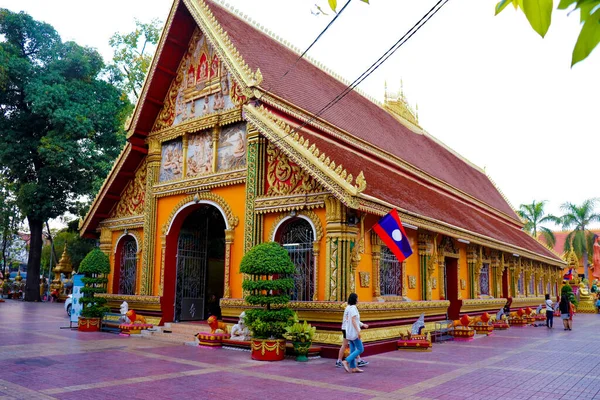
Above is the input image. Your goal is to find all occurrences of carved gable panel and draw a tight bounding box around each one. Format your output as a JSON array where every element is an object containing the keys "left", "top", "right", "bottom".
[
  {"left": 110, "top": 159, "right": 147, "bottom": 218},
  {"left": 265, "top": 142, "right": 322, "bottom": 196},
  {"left": 153, "top": 28, "right": 245, "bottom": 131}
]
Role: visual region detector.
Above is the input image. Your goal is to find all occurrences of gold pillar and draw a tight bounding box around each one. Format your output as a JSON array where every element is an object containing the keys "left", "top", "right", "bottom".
[
  {"left": 224, "top": 229, "right": 234, "bottom": 298},
  {"left": 313, "top": 242, "right": 320, "bottom": 301},
  {"left": 324, "top": 196, "right": 357, "bottom": 301},
  {"left": 243, "top": 126, "right": 265, "bottom": 252},
  {"left": 371, "top": 232, "right": 382, "bottom": 298},
  {"left": 140, "top": 138, "right": 161, "bottom": 295},
  {"left": 467, "top": 245, "right": 477, "bottom": 299}
]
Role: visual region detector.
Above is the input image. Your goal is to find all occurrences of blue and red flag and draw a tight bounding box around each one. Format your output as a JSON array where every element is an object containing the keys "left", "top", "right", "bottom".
[
  {"left": 373, "top": 209, "right": 413, "bottom": 262},
  {"left": 563, "top": 268, "right": 573, "bottom": 281}
]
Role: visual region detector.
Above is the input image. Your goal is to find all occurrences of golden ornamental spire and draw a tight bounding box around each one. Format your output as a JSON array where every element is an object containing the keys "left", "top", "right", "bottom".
[{"left": 383, "top": 80, "right": 420, "bottom": 128}]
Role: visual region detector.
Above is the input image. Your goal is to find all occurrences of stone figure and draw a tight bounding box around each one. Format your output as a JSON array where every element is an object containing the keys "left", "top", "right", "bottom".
[
  {"left": 120, "top": 301, "right": 130, "bottom": 324},
  {"left": 411, "top": 313, "right": 425, "bottom": 335},
  {"left": 229, "top": 311, "right": 250, "bottom": 341}
]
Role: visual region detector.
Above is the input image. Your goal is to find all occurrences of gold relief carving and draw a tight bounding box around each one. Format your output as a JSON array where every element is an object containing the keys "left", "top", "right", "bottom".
[
  {"left": 159, "top": 235, "right": 166, "bottom": 297},
  {"left": 371, "top": 231, "right": 382, "bottom": 298},
  {"left": 149, "top": 109, "right": 243, "bottom": 144},
  {"left": 255, "top": 192, "right": 327, "bottom": 214},
  {"left": 100, "top": 215, "right": 144, "bottom": 230},
  {"left": 432, "top": 277, "right": 437, "bottom": 289},
  {"left": 224, "top": 229, "right": 234, "bottom": 298},
  {"left": 244, "top": 105, "right": 363, "bottom": 209},
  {"left": 153, "top": 169, "right": 246, "bottom": 198},
  {"left": 359, "top": 271, "right": 370, "bottom": 288},
  {"left": 96, "top": 293, "right": 161, "bottom": 304},
  {"left": 111, "top": 160, "right": 147, "bottom": 218},
  {"left": 460, "top": 279, "right": 466, "bottom": 290},
  {"left": 268, "top": 210, "right": 324, "bottom": 242},
  {"left": 266, "top": 142, "right": 321, "bottom": 196},
  {"left": 161, "top": 193, "right": 239, "bottom": 236},
  {"left": 440, "top": 236, "right": 459, "bottom": 258},
  {"left": 408, "top": 276, "right": 417, "bottom": 289}
]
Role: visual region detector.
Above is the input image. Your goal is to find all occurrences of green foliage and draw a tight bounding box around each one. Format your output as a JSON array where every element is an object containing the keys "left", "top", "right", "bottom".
[
  {"left": 561, "top": 284, "right": 578, "bottom": 305},
  {"left": 284, "top": 313, "right": 316, "bottom": 343},
  {"left": 79, "top": 248, "right": 111, "bottom": 275},
  {"left": 240, "top": 242, "right": 296, "bottom": 275},
  {"left": 559, "top": 199, "right": 600, "bottom": 276},
  {"left": 0, "top": 9, "right": 130, "bottom": 298},
  {"left": 518, "top": 200, "right": 558, "bottom": 248},
  {"left": 495, "top": 0, "right": 600, "bottom": 65},
  {"left": 241, "top": 242, "right": 295, "bottom": 339},
  {"left": 244, "top": 308, "right": 295, "bottom": 340},
  {"left": 79, "top": 248, "right": 110, "bottom": 318},
  {"left": 108, "top": 18, "right": 162, "bottom": 102},
  {"left": 327, "top": 0, "right": 369, "bottom": 13},
  {"left": 41, "top": 229, "right": 95, "bottom": 275}
]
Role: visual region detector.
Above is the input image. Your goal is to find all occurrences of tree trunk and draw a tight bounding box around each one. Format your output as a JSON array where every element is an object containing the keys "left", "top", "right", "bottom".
[{"left": 24, "top": 217, "right": 43, "bottom": 302}]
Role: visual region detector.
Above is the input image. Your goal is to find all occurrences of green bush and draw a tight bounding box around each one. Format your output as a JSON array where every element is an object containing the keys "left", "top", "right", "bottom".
[
  {"left": 283, "top": 313, "right": 316, "bottom": 343},
  {"left": 240, "top": 242, "right": 296, "bottom": 339},
  {"left": 561, "top": 284, "right": 578, "bottom": 306},
  {"left": 79, "top": 248, "right": 110, "bottom": 318}
]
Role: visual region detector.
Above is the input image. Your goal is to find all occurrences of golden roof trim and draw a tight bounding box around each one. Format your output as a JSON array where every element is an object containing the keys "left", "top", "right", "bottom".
[
  {"left": 244, "top": 104, "right": 366, "bottom": 202},
  {"left": 80, "top": 143, "right": 132, "bottom": 235}
]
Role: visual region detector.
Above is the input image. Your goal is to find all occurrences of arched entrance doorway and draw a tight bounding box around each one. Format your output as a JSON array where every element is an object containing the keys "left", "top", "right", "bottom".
[
  {"left": 113, "top": 235, "right": 138, "bottom": 295},
  {"left": 276, "top": 217, "right": 315, "bottom": 302},
  {"left": 172, "top": 205, "right": 225, "bottom": 322}
]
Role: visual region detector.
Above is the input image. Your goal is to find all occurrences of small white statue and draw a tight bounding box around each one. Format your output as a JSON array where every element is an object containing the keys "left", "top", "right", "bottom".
[
  {"left": 496, "top": 307, "right": 505, "bottom": 321},
  {"left": 229, "top": 311, "right": 250, "bottom": 341},
  {"left": 120, "top": 301, "right": 130, "bottom": 324}
]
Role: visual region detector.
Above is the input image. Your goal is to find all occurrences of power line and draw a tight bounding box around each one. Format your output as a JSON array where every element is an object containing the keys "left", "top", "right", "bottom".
[
  {"left": 263, "top": 0, "right": 450, "bottom": 146},
  {"left": 265, "top": 0, "right": 353, "bottom": 93}
]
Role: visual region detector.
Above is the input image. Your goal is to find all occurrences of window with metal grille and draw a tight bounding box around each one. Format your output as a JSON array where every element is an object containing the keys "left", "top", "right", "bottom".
[
  {"left": 517, "top": 271, "right": 524, "bottom": 295},
  {"left": 479, "top": 264, "right": 490, "bottom": 296},
  {"left": 379, "top": 246, "right": 402, "bottom": 296},
  {"left": 119, "top": 238, "right": 137, "bottom": 295},
  {"left": 279, "top": 218, "right": 314, "bottom": 302},
  {"left": 529, "top": 276, "right": 535, "bottom": 296}
]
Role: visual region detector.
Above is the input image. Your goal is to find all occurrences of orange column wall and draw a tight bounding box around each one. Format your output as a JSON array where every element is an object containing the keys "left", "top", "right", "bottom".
[{"left": 459, "top": 244, "right": 469, "bottom": 300}]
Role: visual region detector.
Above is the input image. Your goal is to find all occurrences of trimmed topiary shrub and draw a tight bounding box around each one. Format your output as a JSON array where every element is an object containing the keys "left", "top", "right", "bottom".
[
  {"left": 240, "top": 242, "right": 295, "bottom": 339},
  {"left": 561, "top": 284, "right": 578, "bottom": 306},
  {"left": 79, "top": 248, "right": 111, "bottom": 318}
]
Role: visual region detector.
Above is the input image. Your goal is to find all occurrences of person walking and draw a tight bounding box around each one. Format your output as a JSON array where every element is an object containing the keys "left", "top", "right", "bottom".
[
  {"left": 559, "top": 294, "right": 571, "bottom": 331},
  {"left": 336, "top": 301, "right": 369, "bottom": 368},
  {"left": 545, "top": 294, "right": 554, "bottom": 329},
  {"left": 341, "top": 293, "right": 368, "bottom": 373}
]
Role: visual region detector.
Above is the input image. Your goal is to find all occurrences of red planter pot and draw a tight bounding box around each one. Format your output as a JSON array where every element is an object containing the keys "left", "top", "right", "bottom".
[
  {"left": 251, "top": 339, "right": 286, "bottom": 361},
  {"left": 78, "top": 317, "right": 101, "bottom": 332}
]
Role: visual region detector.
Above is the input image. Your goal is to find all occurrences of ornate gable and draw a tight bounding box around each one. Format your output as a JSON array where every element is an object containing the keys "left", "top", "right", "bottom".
[
  {"left": 153, "top": 27, "right": 246, "bottom": 132},
  {"left": 265, "top": 142, "right": 322, "bottom": 196},
  {"left": 110, "top": 159, "right": 147, "bottom": 218}
]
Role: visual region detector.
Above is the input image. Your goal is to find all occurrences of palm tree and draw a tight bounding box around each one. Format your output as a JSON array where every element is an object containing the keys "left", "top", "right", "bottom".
[
  {"left": 517, "top": 200, "right": 558, "bottom": 248},
  {"left": 559, "top": 198, "right": 600, "bottom": 279}
]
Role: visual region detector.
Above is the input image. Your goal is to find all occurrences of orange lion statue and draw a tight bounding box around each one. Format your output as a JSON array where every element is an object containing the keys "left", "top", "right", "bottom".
[
  {"left": 207, "top": 315, "right": 228, "bottom": 334},
  {"left": 126, "top": 310, "right": 146, "bottom": 324}
]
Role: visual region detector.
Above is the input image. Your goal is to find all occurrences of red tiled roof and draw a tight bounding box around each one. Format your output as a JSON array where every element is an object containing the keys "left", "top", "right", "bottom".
[
  {"left": 539, "top": 230, "right": 600, "bottom": 256},
  {"left": 205, "top": 0, "right": 518, "bottom": 221},
  {"left": 268, "top": 110, "right": 557, "bottom": 259}
]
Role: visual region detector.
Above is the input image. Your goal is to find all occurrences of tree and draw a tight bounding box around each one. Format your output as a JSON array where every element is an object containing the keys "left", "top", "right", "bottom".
[
  {"left": 558, "top": 198, "right": 600, "bottom": 280},
  {"left": 41, "top": 228, "right": 95, "bottom": 277},
  {"left": 517, "top": 200, "right": 558, "bottom": 248},
  {"left": 495, "top": 0, "right": 600, "bottom": 65},
  {"left": 0, "top": 180, "right": 22, "bottom": 274},
  {"left": 108, "top": 18, "right": 162, "bottom": 103},
  {"left": 0, "top": 10, "right": 129, "bottom": 301}
]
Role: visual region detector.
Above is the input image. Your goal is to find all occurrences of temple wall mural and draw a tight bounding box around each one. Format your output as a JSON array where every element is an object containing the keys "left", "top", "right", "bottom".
[
  {"left": 217, "top": 122, "right": 246, "bottom": 170},
  {"left": 186, "top": 131, "right": 213, "bottom": 177},
  {"left": 159, "top": 139, "right": 183, "bottom": 182}
]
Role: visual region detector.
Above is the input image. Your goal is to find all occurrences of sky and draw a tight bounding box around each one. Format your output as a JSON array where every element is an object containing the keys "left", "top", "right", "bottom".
[{"left": 2, "top": 0, "right": 599, "bottom": 230}]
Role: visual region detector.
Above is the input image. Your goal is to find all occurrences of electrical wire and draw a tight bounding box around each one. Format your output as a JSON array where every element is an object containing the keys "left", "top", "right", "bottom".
[{"left": 262, "top": 0, "right": 450, "bottom": 146}]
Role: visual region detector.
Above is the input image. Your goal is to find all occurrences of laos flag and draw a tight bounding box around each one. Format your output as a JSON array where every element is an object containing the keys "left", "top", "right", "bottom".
[{"left": 373, "top": 209, "right": 413, "bottom": 262}]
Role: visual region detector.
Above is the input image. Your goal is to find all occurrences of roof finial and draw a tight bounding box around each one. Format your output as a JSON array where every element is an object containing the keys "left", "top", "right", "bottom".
[
  {"left": 384, "top": 80, "right": 388, "bottom": 101},
  {"left": 415, "top": 103, "right": 419, "bottom": 123}
]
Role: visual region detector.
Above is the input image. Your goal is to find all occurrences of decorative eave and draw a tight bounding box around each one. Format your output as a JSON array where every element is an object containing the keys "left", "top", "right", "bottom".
[
  {"left": 80, "top": 143, "right": 132, "bottom": 236},
  {"left": 243, "top": 103, "right": 366, "bottom": 209},
  {"left": 357, "top": 192, "right": 566, "bottom": 268},
  {"left": 257, "top": 90, "right": 523, "bottom": 229}
]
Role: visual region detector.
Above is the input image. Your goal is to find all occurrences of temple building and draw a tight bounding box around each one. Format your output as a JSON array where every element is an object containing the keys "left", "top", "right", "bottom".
[{"left": 81, "top": 0, "right": 565, "bottom": 347}]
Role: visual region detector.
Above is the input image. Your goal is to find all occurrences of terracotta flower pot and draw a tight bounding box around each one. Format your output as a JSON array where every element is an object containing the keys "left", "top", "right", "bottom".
[
  {"left": 78, "top": 317, "right": 101, "bottom": 332},
  {"left": 292, "top": 341, "right": 311, "bottom": 362},
  {"left": 250, "top": 339, "right": 286, "bottom": 361}
]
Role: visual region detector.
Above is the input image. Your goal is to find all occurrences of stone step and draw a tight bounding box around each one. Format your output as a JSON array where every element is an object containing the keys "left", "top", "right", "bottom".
[
  {"left": 140, "top": 330, "right": 198, "bottom": 345},
  {"left": 164, "top": 322, "right": 219, "bottom": 336}
]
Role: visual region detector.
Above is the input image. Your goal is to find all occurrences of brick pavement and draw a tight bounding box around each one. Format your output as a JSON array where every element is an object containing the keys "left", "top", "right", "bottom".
[{"left": 1, "top": 300, "right": 600, "bottom": 400}]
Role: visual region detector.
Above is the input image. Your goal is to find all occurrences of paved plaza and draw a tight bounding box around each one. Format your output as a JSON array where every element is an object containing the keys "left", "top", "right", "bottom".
[{"left": 1, "top": 301, "right": 600, "bottom": 400}]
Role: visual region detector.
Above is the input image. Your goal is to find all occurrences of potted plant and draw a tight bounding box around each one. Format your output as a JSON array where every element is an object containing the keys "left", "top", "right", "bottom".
[
  {"left": 78, "top": 248, "right": 110, "bottom": 332},
  {"left": 240, "top": 242, "right": 295, "bottom": 361},
  {"left": 1, "top": 281, "right": 9, "bottom": 299},
  {"left": 284, "top": 313, "right": 316, "bottom": 362}
]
